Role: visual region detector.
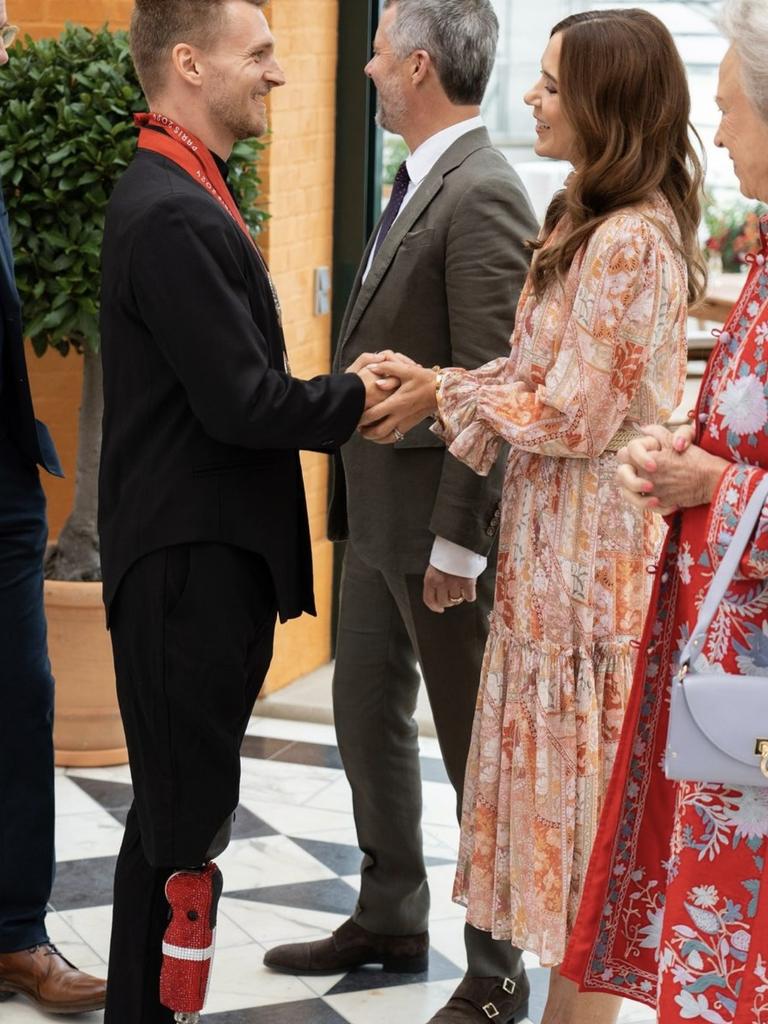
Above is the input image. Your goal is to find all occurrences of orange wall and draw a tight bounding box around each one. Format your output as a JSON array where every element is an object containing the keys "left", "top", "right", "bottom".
[{"left": 15, "top": 0, "right": 340, "bottom": 692}]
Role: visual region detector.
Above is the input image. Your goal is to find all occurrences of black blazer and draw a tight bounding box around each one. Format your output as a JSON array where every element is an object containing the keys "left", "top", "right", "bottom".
[
  {"left": 0, "top": 186, "right": 62, "bottom": 478},
  {"left": 98, "top": 150, "right": 364, "bottom": 621}
]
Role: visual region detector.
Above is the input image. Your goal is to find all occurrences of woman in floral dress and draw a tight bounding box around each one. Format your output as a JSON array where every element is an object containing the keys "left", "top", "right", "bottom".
[
  {"left": 562, "top": 4, "right": 768, "bottom": 1022},
  {"left": 359, "top": 9, "right": 704, "bottom": 1021}
]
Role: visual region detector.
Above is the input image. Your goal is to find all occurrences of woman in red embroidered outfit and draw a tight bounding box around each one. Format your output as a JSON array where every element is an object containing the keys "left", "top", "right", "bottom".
[{"left": 562, "top": 3, "right": 768, "bottom": 1021}]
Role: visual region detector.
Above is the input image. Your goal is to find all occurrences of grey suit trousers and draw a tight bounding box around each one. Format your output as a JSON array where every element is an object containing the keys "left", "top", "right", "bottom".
[{"left": 333, "top": 542, "right": 522, "bottom": 978}]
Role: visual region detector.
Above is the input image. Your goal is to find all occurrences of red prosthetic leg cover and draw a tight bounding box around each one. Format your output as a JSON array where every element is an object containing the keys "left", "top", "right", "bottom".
[{"left": 160, "top": 862, "right": 223, "bottom": 1017}]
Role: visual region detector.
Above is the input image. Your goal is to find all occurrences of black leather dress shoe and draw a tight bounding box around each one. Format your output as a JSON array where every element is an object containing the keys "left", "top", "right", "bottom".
[
  {"left": 263, "top": 918, "right": 429, "bottom": 975},
  {"left": 426, "top": 972, "right": 530, "bottom": 1022}
]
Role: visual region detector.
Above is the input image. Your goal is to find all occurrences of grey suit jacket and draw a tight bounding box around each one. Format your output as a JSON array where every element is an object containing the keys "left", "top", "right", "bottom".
[{"left": 329, "top": 127, "right": 538, "bottom": 574}]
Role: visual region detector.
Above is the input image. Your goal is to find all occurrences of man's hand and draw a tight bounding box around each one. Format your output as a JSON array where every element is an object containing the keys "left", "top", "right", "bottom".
[
  {"left": 357, "top": 365, "right": 399, "bottom": 411},
  {"left": 358, "top": 359, "right": 438, "bottom": 441},
  {"left": 423, "top": 566, "right": 476, "bottom": 614},
  {"left": 345, "top": 350, "right": 416, "bottom": 375}
]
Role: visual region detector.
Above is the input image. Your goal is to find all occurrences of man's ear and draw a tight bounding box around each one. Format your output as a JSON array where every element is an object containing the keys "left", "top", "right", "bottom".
[
  {"left": 409, "top": 49, "right": 431, "bottom": 87},
  {"left": 170, "top": 42, "right": 204, "bottom": 89}
]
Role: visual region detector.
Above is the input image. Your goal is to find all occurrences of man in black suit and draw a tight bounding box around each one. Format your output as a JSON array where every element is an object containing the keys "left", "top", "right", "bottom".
[
  {"left": 99, "top": 2, "right": 392, "bottom": 1021},
  {"left": 0, "top": 3, "right": 108, "bottom": 1015}
]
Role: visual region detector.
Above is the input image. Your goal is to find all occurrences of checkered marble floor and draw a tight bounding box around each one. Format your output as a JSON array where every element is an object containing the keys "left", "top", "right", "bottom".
[{"left": 5, "top": 716, "right": 656, "bottom": 1023}]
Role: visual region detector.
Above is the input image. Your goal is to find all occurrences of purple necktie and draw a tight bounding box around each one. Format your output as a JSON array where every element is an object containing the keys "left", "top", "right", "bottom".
[{"left": 372, "top": 161, "right": 410, "bottom": 259}]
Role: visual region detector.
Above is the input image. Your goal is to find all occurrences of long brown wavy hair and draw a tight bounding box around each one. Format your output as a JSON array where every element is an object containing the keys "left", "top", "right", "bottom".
[{"left": 529, "top": 8, "right": 706, "bottom": 304}]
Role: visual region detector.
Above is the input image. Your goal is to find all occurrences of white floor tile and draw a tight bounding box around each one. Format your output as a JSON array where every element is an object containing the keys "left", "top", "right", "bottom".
[
  {"left": 308, "top": 776, "right": 355, "bottom": 815},
  {"left": 54, "top": 905, "right": 113, "bottom": 964},
  {"left": 0, "top": 995, "right": 104, "bottom": 1023},
  {"left": 217, "top": 835, "right": 336, "bottom": 892},
  {"left": 54, "top": 776, "right": 109, "bottom": 816},
  {"left": 45, "top": 909, "right": 105, "bottom": 971},
  {"left": 54, "top": 810, "right": 124, "bottom": 863},
  {"left": 246, "top": 716, "right": 341, "bottom": 746},
  {"left": 238, "top": 797, "right": 357, "bottom": 838},
  {"left": 220, "top": 896, "right": 347, "bottom": 945},
  {"left": 239, "top": 757, "right": 340, "bottom": 808},
  {"left": 205, "top": 945, "right": 316, "bottom": 1012},
  {"left": 325, "top": 979, "right": 460, "bottom": 1023}
]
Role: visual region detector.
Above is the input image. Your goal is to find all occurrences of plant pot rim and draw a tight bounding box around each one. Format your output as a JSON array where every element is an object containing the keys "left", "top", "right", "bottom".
[{"left": 44, "top": 578, "right": 104, "bottom": 607}]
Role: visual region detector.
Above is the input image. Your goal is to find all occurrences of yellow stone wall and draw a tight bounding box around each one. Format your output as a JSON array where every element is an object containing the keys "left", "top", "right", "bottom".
[{"left": 14, "top": 0, "right": 340, "bottom": 691}]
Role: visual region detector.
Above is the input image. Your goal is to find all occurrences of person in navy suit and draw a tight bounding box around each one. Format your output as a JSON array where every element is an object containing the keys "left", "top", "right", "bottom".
[{"left": 0, "top": 4, "right": 108, "bottom": 1013}]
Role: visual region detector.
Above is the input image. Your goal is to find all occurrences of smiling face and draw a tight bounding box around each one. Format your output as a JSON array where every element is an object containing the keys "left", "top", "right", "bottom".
[
  {"left": 524, "top": 32, "right": 578, "bottom": 165},
  {"left": 715, "top": 45, "right": 768, "bottom": 203},
  {"left": 364, "top": 5, "right": 409, "bottom": 135},
  {"left": 201, "top": 1, "right": 285, "bottom": 142}
]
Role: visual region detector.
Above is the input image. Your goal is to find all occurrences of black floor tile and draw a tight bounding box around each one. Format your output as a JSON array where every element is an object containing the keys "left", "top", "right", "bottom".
[
  {"left": 206, "top": 998, "right": 349, "bottom": 1023},
  {"left": 225, "top": 878, "right": 359, "bottom": 916},
  {"left": 241, "top": 735, "right": 451, "bottom": 785},
  {"left": 240, "top": 735, "right": 298, "bottom": 761},
  {"left": 50, "top": 855, "right": 118, "bottom": 911},
  {"left": 69, "top": 777, "right": 133, "bottom": 827},
  {"left": 288, "top": 837, "right": 362, "bottom": 876},
  {"left": 325, "top": 948, "right": 463, "bottom": 996},
  {"left": 231, "top": 804, "right": 278, "bottom": 840},
  {"left": 288, "top": 835, "right": 453, "bottom": 875}
]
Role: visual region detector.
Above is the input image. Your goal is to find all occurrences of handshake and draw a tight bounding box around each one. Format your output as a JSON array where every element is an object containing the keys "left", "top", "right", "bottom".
[{"left": 346, "top": 350, "right": 441, "bottom": 443}]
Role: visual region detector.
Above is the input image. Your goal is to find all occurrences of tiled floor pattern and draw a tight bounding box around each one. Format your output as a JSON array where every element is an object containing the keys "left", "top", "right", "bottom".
[{"left": 4, "top": 716, "right": 656, "bottom": 1023}]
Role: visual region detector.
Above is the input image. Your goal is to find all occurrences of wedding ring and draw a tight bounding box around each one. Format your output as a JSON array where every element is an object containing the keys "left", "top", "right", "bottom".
[
  {"left": 393, "top": 428, "right": 404, "bottom": 442},
  {"left": 448, "top": 596, "right": 464, "bottom": 605}
]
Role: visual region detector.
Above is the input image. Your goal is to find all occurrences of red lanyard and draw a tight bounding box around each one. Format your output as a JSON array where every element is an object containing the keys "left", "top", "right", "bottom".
[
  {"left": 133, "top": 112, "right": 288, "bottom": 362},
  {"left": 134, "top": 112, "right": 258, "bottom": 249}
]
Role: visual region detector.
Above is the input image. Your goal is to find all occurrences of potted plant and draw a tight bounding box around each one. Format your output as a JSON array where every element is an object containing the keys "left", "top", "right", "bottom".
[
  {"left": 704, "top": 191, "right": 766, "bottom": 274},
  {"left": 1, "top": 24, "right": 265, "bottom": 764}
]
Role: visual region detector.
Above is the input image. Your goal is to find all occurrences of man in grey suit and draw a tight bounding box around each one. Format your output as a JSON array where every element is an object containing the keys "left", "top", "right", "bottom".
[{"left": 265, "top": 2, "right": 537, "bottom": 1021}]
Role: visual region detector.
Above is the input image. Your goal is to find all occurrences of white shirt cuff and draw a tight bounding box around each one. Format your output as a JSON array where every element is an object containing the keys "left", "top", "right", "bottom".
[{"left": 429, "top": 536, "right": 487, "bottom": 579}]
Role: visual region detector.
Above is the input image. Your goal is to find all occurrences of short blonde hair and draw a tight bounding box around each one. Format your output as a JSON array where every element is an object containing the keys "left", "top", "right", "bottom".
[{"left": 720, "top": 0, "right": 768, "bottom": 123}]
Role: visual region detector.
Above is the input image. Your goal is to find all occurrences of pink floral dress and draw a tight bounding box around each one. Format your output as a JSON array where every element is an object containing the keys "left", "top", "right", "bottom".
[
  {"left": 434, "top": 194, "right": 688, "bottom": 964},
  {"left": 562, "top": 217, "right": 768, "bottom": 1021}
]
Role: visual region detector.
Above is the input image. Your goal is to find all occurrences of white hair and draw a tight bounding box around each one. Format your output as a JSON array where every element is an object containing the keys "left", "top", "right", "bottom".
[{"left": 719, "top": 0, "right": 768, "bottom": 123}]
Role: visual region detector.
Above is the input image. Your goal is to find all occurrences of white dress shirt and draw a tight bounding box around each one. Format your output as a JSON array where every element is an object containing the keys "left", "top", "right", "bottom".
[{"left": 365, "top": 116, "right": 489, "bottom": 580}]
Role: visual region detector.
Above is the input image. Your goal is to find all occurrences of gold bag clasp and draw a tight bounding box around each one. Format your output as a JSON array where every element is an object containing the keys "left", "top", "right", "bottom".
[{"left": 755, "top": 739, "right": 768, "bottom": 779}]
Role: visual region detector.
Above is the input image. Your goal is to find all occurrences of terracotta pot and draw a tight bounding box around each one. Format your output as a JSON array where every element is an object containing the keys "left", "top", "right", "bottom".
[{"left": 45, "top": 579, "right": 128, "bottom": 767}]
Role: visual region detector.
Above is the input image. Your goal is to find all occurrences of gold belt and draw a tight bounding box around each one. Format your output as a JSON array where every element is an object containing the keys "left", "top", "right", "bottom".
[{"left": 603, "top": 427, "right": 642, "bottom": 453}]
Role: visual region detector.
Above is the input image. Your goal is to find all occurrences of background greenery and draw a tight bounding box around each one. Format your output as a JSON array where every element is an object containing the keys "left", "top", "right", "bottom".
[
  {"left": 0, "top": 23, "right": 266, "bottom": 579},
  {"left": 0, "top": 23, "right": 266, "bottom": 359}
]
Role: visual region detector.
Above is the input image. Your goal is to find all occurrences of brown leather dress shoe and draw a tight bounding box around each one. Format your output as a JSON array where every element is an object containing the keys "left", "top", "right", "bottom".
[
  {"left": 426, "top": 972, "right": 530, "bottom": 1023},
  {"left": 0, "top": 943, "right": 107, "bottom": 1014},
  {"left": 263, "top": 917, "right": 429, "bottom": 974}
]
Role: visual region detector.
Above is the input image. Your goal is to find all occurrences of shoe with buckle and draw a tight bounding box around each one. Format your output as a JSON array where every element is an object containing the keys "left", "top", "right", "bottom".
[
  {"left": 0, "top": 943, "right": 107, "bottom": 1014},
  {"left": 426, "top": 972, "right": 530, "bottom": 1023},
  {"left": 263, "top": 918, "right": 429, "bottom": 975}
]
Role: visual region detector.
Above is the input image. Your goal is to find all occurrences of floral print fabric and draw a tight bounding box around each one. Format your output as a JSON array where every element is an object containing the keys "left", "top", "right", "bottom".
[
  {"left": 562, "top": 218, "right": 768, "bottom": 1021},
  {"left": 434, "top": 194, "right": 688, "bottom": 964}
]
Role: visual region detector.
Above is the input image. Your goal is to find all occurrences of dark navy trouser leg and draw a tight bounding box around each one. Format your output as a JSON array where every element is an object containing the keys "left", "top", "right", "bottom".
[{"left": 0, "top": 436, "right": 54, "bottom": 952}]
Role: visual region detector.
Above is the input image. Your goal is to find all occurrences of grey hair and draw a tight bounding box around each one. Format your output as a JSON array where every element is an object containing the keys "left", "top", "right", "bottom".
[
  {"left": 382, "top": 0, "right": 499, "bottom": 105},
  {"left": 719, "top": 0, "right": 768, "bottom": 123}
]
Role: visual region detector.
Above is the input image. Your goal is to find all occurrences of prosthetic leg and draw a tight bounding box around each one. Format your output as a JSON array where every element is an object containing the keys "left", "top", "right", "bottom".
[{"left": 159, "top": 862, "right": 223, "bottom": 1023}]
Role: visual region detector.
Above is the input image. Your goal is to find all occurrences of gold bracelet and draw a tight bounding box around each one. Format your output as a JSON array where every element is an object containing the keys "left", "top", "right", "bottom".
[{"left": 432, "top": 364, "right": 443, "bottom": 395}]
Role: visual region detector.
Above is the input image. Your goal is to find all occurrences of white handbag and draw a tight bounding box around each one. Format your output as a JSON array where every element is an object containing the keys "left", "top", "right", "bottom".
[{"left": 665, "top": 475, "right": 768, "bottom": 787}]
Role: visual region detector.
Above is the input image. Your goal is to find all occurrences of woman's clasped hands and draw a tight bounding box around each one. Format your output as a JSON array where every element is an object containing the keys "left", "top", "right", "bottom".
[
  {"left": 616, "top": 422, "right": 730, "bottom": 515},
  {"left": 346, "top": 351, "right": 438, "bottom": 442}
]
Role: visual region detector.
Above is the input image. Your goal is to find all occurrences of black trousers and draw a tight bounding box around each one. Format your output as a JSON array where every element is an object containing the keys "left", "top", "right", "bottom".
[
  {"left": 0, "top": 435, "right": 54, "bottom": 953},
  {"left": 104, "top": 543, "right": 277, "bottom": 1024}
]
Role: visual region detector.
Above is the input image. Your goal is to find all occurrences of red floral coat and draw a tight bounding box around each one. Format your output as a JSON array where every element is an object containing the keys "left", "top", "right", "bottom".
[{"left": 563, "top": 221, "right": 768, "bottom": 1024}]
